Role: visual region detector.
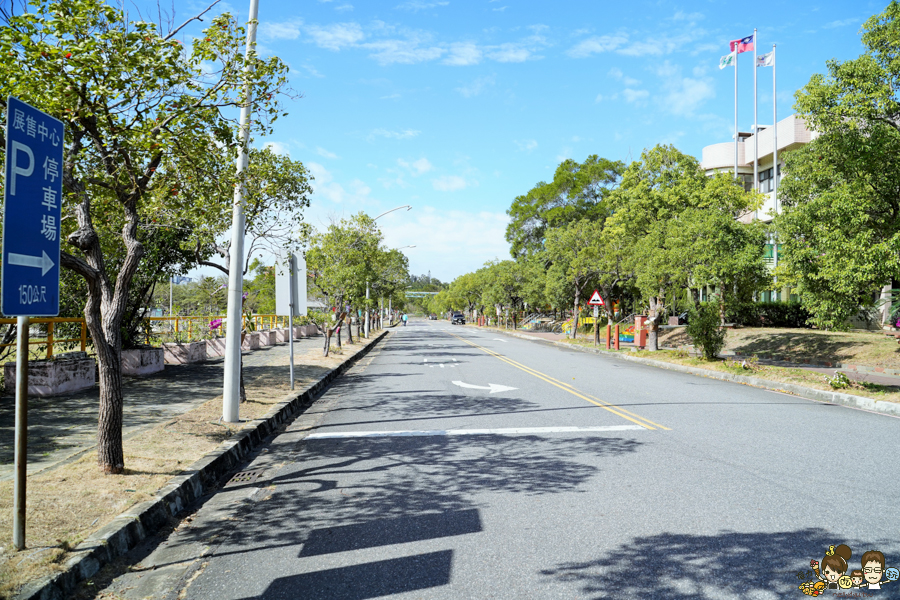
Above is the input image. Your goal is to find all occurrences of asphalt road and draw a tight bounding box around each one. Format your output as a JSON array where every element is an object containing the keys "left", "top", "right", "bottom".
[{"left": 98, "top": 319, "right": 900, "bottom": 600}]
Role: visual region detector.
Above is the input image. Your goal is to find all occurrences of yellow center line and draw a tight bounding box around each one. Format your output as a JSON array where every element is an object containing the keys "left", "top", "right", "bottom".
[{"left": 447, "top": 332, "right": 670, "bottom": 431}]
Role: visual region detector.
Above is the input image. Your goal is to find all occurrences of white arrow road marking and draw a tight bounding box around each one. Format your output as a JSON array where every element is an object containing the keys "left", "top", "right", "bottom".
[
  {"left": 307, "top": 425, "right": 646, "bottom": 439},
  {"left": 492, "top": 338, "right": 508, "bottom": 343},
  {"left": 8, "top": 250, "right": 54, "bottom": 276},
  {"left": 452, "top": 380, "right": 518, "bottom": 394}
]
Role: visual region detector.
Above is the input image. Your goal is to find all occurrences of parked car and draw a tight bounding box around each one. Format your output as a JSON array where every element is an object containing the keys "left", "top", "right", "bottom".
[
  {"left": 429, "top": 314, "right": 438, "bottom": 320},
  {"left": 451, "top": 313, "right": 466, "bottom": 325}
]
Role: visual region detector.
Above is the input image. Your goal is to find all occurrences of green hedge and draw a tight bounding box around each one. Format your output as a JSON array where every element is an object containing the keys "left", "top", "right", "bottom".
[{"left": 724, "top": 301, "right": 812, "bottom": 328}]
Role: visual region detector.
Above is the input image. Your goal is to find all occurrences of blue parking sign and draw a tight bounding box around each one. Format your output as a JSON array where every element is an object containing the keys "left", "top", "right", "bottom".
[{"left": 1, "top": 97, "right": 64, "bottom": 316}]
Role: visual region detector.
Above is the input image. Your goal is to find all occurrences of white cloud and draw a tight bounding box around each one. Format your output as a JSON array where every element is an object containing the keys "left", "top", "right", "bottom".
[
  {"left": 398, "top": 157, "right": 433, "bottom": 175},
  {"left": 264, "top": 141, "right": 291, "bottom": 157},
  {"left": 486, "top": 43, "right": 532, "bottom": 63},
  {"left": 655, "top": 61, "right": 715, "bottom": 117},
  {"left": 317, "top": 146, "right": 339, "bottom": 159},
  {"left": 302, "top": 64, "right": 325, "bottom": 78},
  {"left": 444, "top": 42, "right": 482, "bottom": 66},
  {"left": 671, "top": 11, "right": 704, "bottom": 22},
  {"left": 307, "top": 162, "right": 372, "bottom": 205},
  {"left": 493, "top": 6, "right": 508, "bottom": 12},
  {"left": 622, "top": 88, "right": 649, "bottom": 104},
  {"left": 608, "top": 67, "right": 641, "bottom": 87},
  {"left": 260, "top": 21, "right": 304, "bottom": 40},
  {"left": 380, "top": 93, "right": 402, "bottom": 100},
  {"left": 362, "top": 37, "right": 445, "bottom": 65},
  {"left": 515, "top": 139, "right": 538, "bottom": 152},
  {"left": 567, "top": 35, "right": 627, "bottom": 58},
  {"left": 823, "top": 17, "right": 860, "bottom": 29},
  {"left": 335, "top": 4, "right": 354, "bottom": 11},
  {"left": 378, "top": 207, "right": 511, "bottom": 281},
  {"left": 432, "top": 175, "right": 468, "bottom": 191},
  {"left": 455, "top": 74, "right": 496, "bottom": 98},
  {"left": 306, "top": 22, "right": 365, "bottom": 50},
  {"left": 368, "top": 128, "right": 421, "bottom": 141},
  {"left": 395, "top": 1, "right": 449, "bottom": 11}
]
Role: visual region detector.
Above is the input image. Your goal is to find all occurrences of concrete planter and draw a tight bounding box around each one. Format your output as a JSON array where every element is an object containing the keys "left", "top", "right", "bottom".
[
  {"left": 4, "top": 354, "right": 96, "bottom": 397},
  {"left": 121, "top": 348, "right": 164, "bottom": 376},
  {"left": 206, "top": 338, "right": 226, "bottom": 357},
  {"left": 162, "top": 341, "right": 207, "bottom": 365},
  {"left": 259, "top": 330, "right": 277, "bottom": 346},
  {"left": 241, "top": 331, "right": 260, "bottom": 351},
  {"left": 302, "top": 324, "right": 319, "bottom": 337},
  {"left": 275, "top": 328, "right": 290, "bottom": 343}
]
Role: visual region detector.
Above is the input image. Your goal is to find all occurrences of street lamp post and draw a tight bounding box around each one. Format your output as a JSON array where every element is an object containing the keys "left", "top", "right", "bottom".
[{"left": 363, "top": 208, "right": 411, "bottom": 338}]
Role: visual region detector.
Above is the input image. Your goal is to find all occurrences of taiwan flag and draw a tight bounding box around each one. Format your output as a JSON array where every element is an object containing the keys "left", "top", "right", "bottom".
[{"left": 729, "top": 34, "right": 754, "bottom": 54}]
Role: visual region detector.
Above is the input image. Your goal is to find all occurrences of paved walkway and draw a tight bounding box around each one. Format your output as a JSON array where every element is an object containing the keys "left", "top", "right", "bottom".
[{"left": 0, "top": 336, "right": 327, "bottom": 480}]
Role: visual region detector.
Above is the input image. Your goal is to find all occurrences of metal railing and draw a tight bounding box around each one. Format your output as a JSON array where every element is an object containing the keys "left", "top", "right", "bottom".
[
  {"left": 0, "top": 317, "right": 87, "bottom": 359},
  {"left": 141, "top": 314, "right": 294, "bottom": 345}
]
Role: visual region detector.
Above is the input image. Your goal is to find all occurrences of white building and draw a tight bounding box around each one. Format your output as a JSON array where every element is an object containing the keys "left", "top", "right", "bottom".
[{"left": 700, "top": 114, "right": 819, "bottom": 302}]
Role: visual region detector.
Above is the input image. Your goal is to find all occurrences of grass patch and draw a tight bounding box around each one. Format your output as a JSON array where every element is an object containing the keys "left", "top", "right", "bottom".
[{"left": 0, "top": 342, "right": 356, "bottom": 599}]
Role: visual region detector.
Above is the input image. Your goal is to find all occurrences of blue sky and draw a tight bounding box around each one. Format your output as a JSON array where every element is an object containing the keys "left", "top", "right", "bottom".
[{"left": 178, "top": 0, "right": 880, "bottom": 283}]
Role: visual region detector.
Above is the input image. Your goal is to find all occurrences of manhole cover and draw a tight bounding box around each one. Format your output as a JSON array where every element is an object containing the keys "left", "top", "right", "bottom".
[{"left": 225, "top": 470, "right": 264, "bottom": 487}]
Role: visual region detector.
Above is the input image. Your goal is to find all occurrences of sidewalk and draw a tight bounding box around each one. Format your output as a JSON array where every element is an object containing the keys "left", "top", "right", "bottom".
[
  {"left": 479, "top": 325, "right": 900, "bottom": 389},
  {"left": 0, "top": 335, "right": 325, "bottom": 480}
]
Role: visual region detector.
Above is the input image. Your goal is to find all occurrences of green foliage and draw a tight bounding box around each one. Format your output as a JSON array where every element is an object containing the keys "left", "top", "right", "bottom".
[
  {"left": 243, "top": 259, "right": 276, "bottom": 315},
  {"left": 505, "top": 155, "right": 624, "bottom": 258},
  {"left": 780, "top": 1, "right": 900, "bottom": 329},
  {"left": 724, "top": 301, "right": 812, "bottom": 328},
  {"left": 686, "top": 302, "right": 727, "bottom": 360},
  {"left": 824, "top": 372, "right": 851, "bottom": 390}
]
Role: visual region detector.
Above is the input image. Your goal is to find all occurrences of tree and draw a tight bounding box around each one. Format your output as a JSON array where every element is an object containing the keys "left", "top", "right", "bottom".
[
  {"left": 482, "top": 260, "right": 526, "bottom": 328},
  {"left": 544, "top": 219, "right": 604, "bottom": 338},
  {"left": 776, "top": 1, "right": 900, "bottom": 328},
  {"left": 607, "top": 145, "right": 760, "bottom": 350},
  {"left": 0, "top": 0, "right": 289, "bottom": 473},
  {"left": 506, "top": 155, "right": 624, "bottom": 258}
]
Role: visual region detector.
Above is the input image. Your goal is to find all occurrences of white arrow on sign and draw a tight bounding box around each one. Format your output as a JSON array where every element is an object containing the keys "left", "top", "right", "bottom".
[
  {"left": 452, "top": 380, "right": 518, "bottom": 394},
  {"left": 8, "top": 250, "right": 54, "bottom": 276}
]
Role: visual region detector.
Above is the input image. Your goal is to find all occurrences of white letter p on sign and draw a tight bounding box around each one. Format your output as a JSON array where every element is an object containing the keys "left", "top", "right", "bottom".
[{"left": 10, "top": 140, "right": 33, "bottom": 196}]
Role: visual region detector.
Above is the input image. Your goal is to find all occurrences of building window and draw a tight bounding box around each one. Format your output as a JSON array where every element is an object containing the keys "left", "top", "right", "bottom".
[
  {"left": 758, "top": 167, "right": 774, "bottom": 193},
  {"left": 740, "top": 173, "right": 753, "bottom": 192}
]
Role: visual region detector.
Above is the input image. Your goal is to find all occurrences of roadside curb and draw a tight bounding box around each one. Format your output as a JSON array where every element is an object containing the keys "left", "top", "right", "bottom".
[
  {"left": 479, "top": 327, "right": 900, "bottom": 419},
  {"left": 16, "top": 330, "right": 390, "bottom": 600}
]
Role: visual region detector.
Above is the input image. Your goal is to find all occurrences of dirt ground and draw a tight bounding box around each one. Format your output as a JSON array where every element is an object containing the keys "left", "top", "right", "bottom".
[
  {"left": 0, "top": 338, "right": 363, "bottom": 600},
  {"left": 565, "top": 327, "right": 900, "bottom": 404}
]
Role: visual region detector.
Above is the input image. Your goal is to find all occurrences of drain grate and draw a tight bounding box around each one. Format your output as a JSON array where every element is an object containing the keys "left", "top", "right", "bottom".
[{"left": 225, "top": 469, "right": 264, "bottom": 487}]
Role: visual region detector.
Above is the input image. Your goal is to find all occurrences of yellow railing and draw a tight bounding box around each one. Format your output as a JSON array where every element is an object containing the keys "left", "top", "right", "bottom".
[
  {"left": 141, "top": 314, "right": 294, "bottom": 345},
  {"left": 0, "top": 317, "right": 87, "bottom": 359}
]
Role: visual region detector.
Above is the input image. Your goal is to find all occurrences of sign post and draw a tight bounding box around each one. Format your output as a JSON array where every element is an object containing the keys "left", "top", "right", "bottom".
[
  {"left": 2, "top": 97, "right": 64, "bottom": 550},
  {"left": 587, "top": 290, "right": 605, "bottom": 346},
  {"left": 276, "top": 253, "right": 306, "bottom": 391}
]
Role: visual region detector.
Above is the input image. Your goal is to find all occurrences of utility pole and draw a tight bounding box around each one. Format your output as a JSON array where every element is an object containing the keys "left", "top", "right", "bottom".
[{"left": 222, "top": 0, "right": 259, "bottom": 423}]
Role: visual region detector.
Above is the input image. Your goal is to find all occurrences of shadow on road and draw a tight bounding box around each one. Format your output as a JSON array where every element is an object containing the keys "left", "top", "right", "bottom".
[{"left": 539, "top": 529, "right": 898, "bottom": 599}]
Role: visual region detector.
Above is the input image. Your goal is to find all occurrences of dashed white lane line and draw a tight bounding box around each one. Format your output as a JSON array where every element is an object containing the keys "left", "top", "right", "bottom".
[{"left": 306, "top": 425, "right": 647, "bottom": 439}]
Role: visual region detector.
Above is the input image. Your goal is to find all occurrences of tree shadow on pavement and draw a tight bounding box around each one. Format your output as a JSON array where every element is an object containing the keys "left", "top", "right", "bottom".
[{"left": 539, "top": 529, "right": 899, "bottom": 599}]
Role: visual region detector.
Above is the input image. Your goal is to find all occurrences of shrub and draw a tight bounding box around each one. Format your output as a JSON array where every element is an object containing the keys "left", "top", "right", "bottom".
[
  {"left": 724, "top": 301, "right": 812, "bottom": 328},
  {"left": 686, "top": 302, "right": 727, "bottom": 360}
]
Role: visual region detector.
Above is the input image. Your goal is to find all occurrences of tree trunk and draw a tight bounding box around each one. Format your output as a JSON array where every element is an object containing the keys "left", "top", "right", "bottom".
[
  {"left": 95, "top": 341, "right": 125, "bottom": 473},
  {"left": 647, "top": 295, "right": 661, "bottom": 352},
  {"left": 572, "top": 291, "right": 580, "bottom": 339}
]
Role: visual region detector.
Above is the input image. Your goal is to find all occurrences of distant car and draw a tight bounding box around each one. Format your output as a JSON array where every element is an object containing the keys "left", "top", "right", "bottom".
[
  {"left": 429, "top": 314, "right": 437, "bottom": 320},
  {"left": 451, "top": 313, "right": 465, "bottom": 325}
]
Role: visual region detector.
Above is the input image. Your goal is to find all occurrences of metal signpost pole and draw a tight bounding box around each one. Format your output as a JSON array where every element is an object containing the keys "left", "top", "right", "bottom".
[
  {"left": 12, "top": 315, "right": 28, "bottom": 549},
  {"left": 3, "top": 97, "right": 64, "bottom": 550},
  {"left": 288, "top": 254, "right": 295, "bottom": 391}
]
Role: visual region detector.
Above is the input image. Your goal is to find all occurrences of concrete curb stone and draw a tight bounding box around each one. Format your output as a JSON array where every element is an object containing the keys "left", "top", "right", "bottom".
[
  {"left": 15, "top": 330, "right": 390, "bottom": 600},
  {"left": 483, "top": 327, "right": 900, "bottom": 419}
]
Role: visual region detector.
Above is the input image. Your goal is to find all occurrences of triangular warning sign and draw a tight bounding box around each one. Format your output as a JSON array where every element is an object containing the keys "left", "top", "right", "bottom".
[{"left": 588, "top": 290, "right": 604, "bottom": 305}]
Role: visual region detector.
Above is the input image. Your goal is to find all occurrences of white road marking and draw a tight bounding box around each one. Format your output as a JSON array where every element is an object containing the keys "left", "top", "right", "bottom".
[
  {"left": 452, "top": 381, "right": 517, "bottom": 394},
  {"left": 307, "top": 425, "right": 647, "bottom": 439},
  {"left": 493, "top": 338, "right": 508, "bottom": 343}
]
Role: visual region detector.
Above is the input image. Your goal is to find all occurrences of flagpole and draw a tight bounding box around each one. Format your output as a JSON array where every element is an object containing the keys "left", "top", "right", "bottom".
[
  {"left": 753, "top": 28, "right": 759, "bottom": 203},
  {"left": 734, "top": 42, "right": 738, "bottom": 181},
  {"left": 772, "top": 43, "right": 779, "bottom": 287}
]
